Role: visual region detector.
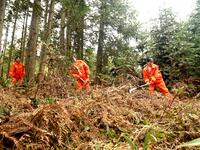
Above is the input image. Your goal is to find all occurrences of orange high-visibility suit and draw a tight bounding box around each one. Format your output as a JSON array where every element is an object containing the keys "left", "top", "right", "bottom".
[
  {"left": 143, "top": 63, "right": 169, "bottom": 95},
  {"left": 70, "top": 60, "right": 90, "bottom": 92},
  {"left": 9, "top": 62, "right": 25, "bottom": 85}
]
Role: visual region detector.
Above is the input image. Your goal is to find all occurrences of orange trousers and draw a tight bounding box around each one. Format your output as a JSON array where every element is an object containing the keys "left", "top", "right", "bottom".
[
  {"left": 12, "top": 77, "right": 23, "bottom": 85},
  {"left": 149, "top": 79, "right": 169, "bottom": 95},
  {"left": 76, "top": 79, "right": 90, "bottom": 93}
]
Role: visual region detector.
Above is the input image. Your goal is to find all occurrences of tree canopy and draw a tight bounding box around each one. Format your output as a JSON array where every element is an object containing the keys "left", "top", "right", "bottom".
[{"left": 0, "top": 0, "right": 199, "bottom": 85}]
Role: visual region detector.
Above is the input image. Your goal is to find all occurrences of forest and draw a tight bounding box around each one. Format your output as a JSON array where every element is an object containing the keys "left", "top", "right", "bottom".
[{"left": 0, "top": 0, "right": 200, "bottom": 149}]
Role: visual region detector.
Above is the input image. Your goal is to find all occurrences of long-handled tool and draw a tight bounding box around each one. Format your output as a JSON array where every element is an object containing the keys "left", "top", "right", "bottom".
[{"left": 129, "top": 83, "right": 149, "bottom": 93}]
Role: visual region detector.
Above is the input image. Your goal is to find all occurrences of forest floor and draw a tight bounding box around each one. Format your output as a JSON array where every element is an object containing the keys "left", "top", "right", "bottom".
[{"left": 0, "top": 77, "right": 200, "bottom": 150}]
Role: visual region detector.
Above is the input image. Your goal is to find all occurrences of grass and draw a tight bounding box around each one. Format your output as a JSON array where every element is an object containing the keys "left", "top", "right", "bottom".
[
  {"left": 176, "top": 138, "right": 200, "bottom": 149},
  {"left": 45, "top": 96, "right": 56, "bottom": 104},
  {"left": 0, "top": 106, "right": 10, "bottom": 116},
  {"left": 121, "top": 133, "right": 138, "bottom": 150}
]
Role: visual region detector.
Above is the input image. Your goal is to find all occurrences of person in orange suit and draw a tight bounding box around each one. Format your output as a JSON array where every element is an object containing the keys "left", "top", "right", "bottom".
[
  {"left": 143, "top": 58, "right": 173, "bottom": 105},
  {"left": 9, "top": 57, "right": 25, "bottom": 86},
  {"left": 70, "top": 56, "right": 90, "bottom": 94}
]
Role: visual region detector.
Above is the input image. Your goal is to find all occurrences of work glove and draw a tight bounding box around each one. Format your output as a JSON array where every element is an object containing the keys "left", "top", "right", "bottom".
[
  {"left": 145, "top": 79, "right": 150, "bottom": 84},
  {"left": 84, "top": 78, "right": 90, "bottom": 84},
  {"left": 145, "top": 81, "right": 150, "bottom": 85},
  {"left": 145, "top": 80, "right": 152, "bottom": 85},
  {"left": 79, "top": 78, "right": 89, "bottom": 84},
  {"left": 150, "top": 76, "right": 156, "bottom": 82},
  {"left": 149, "top": 76, "right": 156, "bottom": 84}
]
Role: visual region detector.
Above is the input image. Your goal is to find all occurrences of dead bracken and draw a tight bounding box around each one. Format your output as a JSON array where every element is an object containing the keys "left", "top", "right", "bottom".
[{"left": 0, "top": 82, "right": 199, "bottom": 149}]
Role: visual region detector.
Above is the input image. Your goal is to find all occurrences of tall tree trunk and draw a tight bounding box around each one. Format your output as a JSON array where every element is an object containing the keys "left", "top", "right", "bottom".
[
  {"left": 74, "top": 0, "right": 85, "bottom": 59},
  {"left": 0, "top": 22, "right": 9, "bottom": 78},
  {"left": 0, "top": 0, "right": 6, "bottom": 52},
  {"left": 7, "top": 11, "right": 18, "bottom": 78},
  {"left": 20, "top": 12, "right": 26, "bottom": 52},
  {"left": 22, "top": 10, "right": 29, "bottom": 63},
  {"left": 66, "top": 19, "right": 72, "bottom": 59},
  {"left": 102, "top": 52, "right": 108, "bottom": 69},
  {"left": 25, "top": 0, "right": 41, "bottom": 84},
  {"left": 38, "top": 0, "right": 49, "bottom": 65},
  {"left": 0, "top": 0, "right": 6, "bottom": 77},
  {"left": 74, "top": 16, "right": 84, "bottom": 59},
  {"left": 42, "top": 0, "right": 49, "bottom": 38},
  {"left": 20, "top": 10, "right": 29, "bottom": 63},
  {"left": 96, "top": 11, "right": 105, "bottom": 84},
  {"left": 39, "top": 0, "right": 54, "bottom": 76},
  {"left": 60, "top": 7, "right": 66, "bottom": 55}
]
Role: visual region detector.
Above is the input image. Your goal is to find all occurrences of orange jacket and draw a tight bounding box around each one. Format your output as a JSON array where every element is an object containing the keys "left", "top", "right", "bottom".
[
  {"left": 9, "top": 62, "right": 25, "bottom": 79},
  {"left": 143, "top": 63, "right": 163, "bottom": 84},
  {"left": 70, "top": 60, "right": 90, "bottom": 81}
]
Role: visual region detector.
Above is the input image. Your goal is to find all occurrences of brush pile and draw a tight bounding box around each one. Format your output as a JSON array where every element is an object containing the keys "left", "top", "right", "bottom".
[
  {"left": 27, "top": 75, "right": 72, "bottom": 99},
  {"left": 0, "top": 87, "right": 33, "bottom": 117},
  {"left": 0, "top": 84, "right": 200, "bottom": 149}
]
